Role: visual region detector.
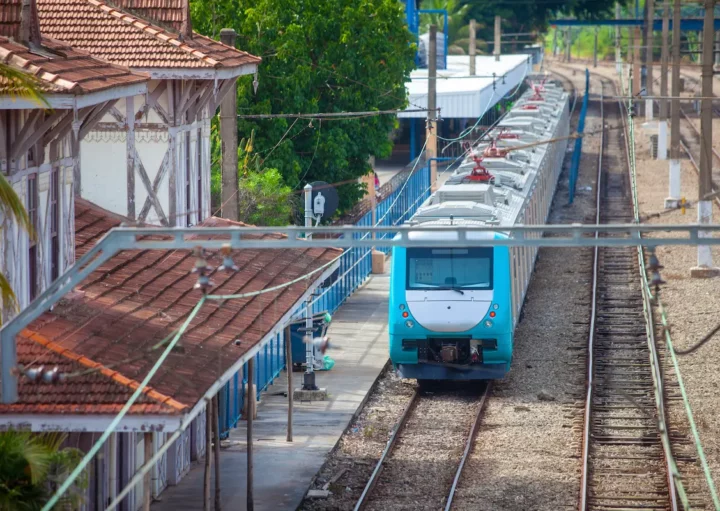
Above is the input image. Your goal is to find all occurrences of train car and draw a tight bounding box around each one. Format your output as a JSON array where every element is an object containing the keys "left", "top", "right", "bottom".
[{"left": 389, "top": 78, "right": 570, "bottom": 380}]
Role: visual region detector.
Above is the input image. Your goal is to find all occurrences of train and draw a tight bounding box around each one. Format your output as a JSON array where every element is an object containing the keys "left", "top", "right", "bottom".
[{"left": 389, "top": 77, "right": 570, "bottom": 380}]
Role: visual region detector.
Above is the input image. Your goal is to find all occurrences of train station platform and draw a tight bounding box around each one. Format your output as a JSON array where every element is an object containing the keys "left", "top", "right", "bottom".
[{"left": 151, "top": 269, "right": 390, "bottom": 511}]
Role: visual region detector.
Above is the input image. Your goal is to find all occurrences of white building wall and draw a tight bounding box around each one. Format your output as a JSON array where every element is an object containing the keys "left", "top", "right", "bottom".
[
  {"left": 79, "top": 80, "right": 212, "bottom": 227},
  {"left": 1, "top": 118, "right": 75, "bottom": 316}
]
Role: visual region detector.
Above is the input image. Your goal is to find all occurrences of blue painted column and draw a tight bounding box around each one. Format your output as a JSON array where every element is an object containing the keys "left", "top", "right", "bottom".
[{"left": 409, "top": 119, "right": 417, "bottom": 162}]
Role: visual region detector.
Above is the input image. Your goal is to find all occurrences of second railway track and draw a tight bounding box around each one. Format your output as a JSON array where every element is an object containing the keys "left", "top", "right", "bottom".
[{"left": 580, "top": 76, "right": 677, "bottom": 511}]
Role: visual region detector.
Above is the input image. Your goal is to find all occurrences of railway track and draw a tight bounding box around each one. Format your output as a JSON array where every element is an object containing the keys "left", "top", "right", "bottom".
[
  {"left": 354, "top": 383, "right": 490, "bottom": 511},
  {"left": 579, "top": 77, "right": 678, "bottom": 511}
]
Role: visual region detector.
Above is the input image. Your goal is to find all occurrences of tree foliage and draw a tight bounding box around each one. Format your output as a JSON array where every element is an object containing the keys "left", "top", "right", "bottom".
[
  {"left": 0, "top": 431, "right": 88, "bottom": 510},
  {"left": 191, "top": 0, "right": 416, "bottom": 213},
  {"left": 459, "top": 0, "right": 625, "bottom": 56},
  {"left": 210, "top": 126, "right": 295, "bottom": 225}
]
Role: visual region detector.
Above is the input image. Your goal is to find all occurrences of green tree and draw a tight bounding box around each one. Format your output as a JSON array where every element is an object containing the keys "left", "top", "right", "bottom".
[
  {"left": 0, "top": 431, "right": 88, "bottom": 510},
  {"left": 461, "top": 0, "right": 623, "bottom": 56},
  {"left": 210, "top": 127, "right": 294, "bottom": 225},
  {"left": 418, "top": 0, "right": 470, "bottom": 52},
  {"left": 192, "top": 0, "right": 416, "bottom": 213},
  {"left": 0, "top": 62, "right": 45, "bottom": 322}
]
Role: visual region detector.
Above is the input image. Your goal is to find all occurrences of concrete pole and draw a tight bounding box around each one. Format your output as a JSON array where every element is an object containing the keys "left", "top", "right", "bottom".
[
  {"left": 593, "top": 28, "right": 599, "bottom": 68},
  {"left": 566, "top": 28, "right": 572, "bottom": 62},
  {"left": 428, "top": 25, "right": 438, "bottom": 192},
  {"left": 247, "top": 358, "right": 255, "bottom": 511},
  {"left": 219, "top": 29, "right": 239, "bottom": 221},
  {"left": 645, "top": 0, "right": 655, "bottom": 120},
  {"left": 633, "top": 27, "right": 641, "bottom": 97},
  {"left": 658, "top": 1, "right": 670, "bottom": 160},
  {"left": 469, "top": 19, "right": 476, "bottom": 75},
  {"left": 615, "top": 2, "right": 622, "bottom": 72},
  {"left": 552, "top": 27, "right": 558, "bottom": 57},
  {"left": 690, "top": 0, "right": 719, "bottom": 278},
  {"left": 494, "top": 16, "right": 501, "bottom": 62},
  {"left": 666, "top": 0, "right": 681, "bottom": 208}
]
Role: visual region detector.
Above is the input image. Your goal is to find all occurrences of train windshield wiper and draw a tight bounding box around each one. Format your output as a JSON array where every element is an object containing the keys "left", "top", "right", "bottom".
[{"left": 447, "top": 286, "right": 465, "bottom": 295}]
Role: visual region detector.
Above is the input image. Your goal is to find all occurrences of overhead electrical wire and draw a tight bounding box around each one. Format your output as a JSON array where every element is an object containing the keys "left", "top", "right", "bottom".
[{"left": 237, "top": 108, "right": 434, "bottom": 120}]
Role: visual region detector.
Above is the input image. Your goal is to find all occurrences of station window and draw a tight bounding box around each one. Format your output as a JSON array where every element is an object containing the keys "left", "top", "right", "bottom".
[
  {"left": 27, "top": 173, "right": 38, "bottom": 300},
  {"left": 50, "top": 168, "right": 60, "bottom": 282}
]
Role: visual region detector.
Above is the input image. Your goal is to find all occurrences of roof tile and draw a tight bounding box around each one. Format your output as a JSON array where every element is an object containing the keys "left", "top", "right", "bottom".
[
  {"left": 5, "top": 199, "right": 340, "bottom": 417},
  {"left": 37, "top": 0, "right": 261, "bottom": 70}
]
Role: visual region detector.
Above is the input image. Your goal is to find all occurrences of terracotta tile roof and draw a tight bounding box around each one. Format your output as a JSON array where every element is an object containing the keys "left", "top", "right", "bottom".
[
  {"left": 0, "top": 332, "right": 183, "bottom": 415},
  {"left": 37, "top": 0, "right": 261, "bottom": 70},
  {"left": 0, "top": 35, "right": 148, "bottom": 94},
  {"left": 0, "top": 0, "right": 147, "bottom": 95},
  {"left": 10, "top": 199, "right": 339, "bottom": 416},
  {"left": 0, "top": 0, "right": 22, "bottom": 40},
  {"left": 111, "top": 0, "right": 185, "bottom": 32}
]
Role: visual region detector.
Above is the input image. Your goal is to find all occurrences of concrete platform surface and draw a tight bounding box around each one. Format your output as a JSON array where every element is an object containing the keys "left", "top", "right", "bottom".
[{"left": 151, "top": 270, "right": 390, "bottom": 511}]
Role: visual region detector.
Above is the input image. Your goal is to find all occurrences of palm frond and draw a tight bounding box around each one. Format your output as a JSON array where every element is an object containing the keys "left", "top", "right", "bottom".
[
  {"left": 0, "top": 62, "right": 50, "bottom": 109},
  {"left": 0, "top": 172, "right": 31, "bottom": 235},
  {"left": 0, "top": 271, "right": 19, "bottom": 324}
]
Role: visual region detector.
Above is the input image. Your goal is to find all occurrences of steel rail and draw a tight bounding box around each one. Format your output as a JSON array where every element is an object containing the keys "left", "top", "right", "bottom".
[
  {"left": 578, "top": 72, "right": 679, "bottom": 511},
  {"left": 618, "top": 76, "right": 680, "bottom": 511},
  {"left": 444, "top": 382, "right": 492, "bottom": 511},
  {"left": 353, "top": 390, "right": 420, "bottom": 511},
  {"left": 578, "top": 74, "right": 604, "bottom": 511}
]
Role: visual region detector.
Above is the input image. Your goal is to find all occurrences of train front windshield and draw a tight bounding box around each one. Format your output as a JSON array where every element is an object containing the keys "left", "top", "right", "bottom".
[{"left": 406, "top": 247, "right": 493, "bottom": 290}]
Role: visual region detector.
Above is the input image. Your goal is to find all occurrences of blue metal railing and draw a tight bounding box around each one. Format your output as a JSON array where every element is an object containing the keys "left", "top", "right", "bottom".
[
  {"left": 217, "top": 163, "right": 432, "bottom": 437},
  {"left": 568, "top": 69, "right": 590, "bottom": 204}
]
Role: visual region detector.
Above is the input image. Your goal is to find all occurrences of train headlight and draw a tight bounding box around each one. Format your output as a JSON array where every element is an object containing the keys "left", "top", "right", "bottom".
[
  {"left": 484, "top": 320, "right": 493, "bottom": 328},
  {"left": 405, "top": 320, "right": 415, "bottom": 328},
  {"left": 399, "top": 304, "right": 406, "bottom": 310},
  {"left": 493, "top": 303, "right": 499, "bottom": 310}
]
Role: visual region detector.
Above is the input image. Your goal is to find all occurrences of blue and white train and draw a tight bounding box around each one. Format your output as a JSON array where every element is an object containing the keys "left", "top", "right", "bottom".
[{"left": 389, "top": 78, "right": 570, "bottom": 380}]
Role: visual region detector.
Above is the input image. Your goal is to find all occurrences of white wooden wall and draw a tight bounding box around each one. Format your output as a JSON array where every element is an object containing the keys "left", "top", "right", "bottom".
[
  {"left": 81, "top": 79, "right": 216, "bottom": 227},
  {"left": 1, "top": 111, "right": 75, "bottom": 316}
]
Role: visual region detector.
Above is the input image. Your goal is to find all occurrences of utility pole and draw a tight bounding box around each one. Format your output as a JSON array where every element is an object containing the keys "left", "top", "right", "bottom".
[
  {"left": 552, "top": 27, "right": 558, "bottom": 57},
  {"left": 566, "top": 28, "right": 572, "bottom": 62},
  {"left": 593, "top": 27, "right": 599, "bottom": 68},
  {"left": 428, "top": 24, "right": 438, "bottom": 192},
  {"left": 615, "top": 2, "right": 621, "bottom": 72},
  {"left": 666, "top": 0, "right": 681, "bottom": 208},
  {"left": 645, "top": 0, "right": 655, "bottom": 121},
  {"left": 219, "top": 29, "right": 239, "bottom": 221},
  {"left": 494, "top": 16, "right": 501, "bottom": 62},
  {"left": 690, "top": 0, "right": 720, "bottom": 278},
  {"left": 658, "top": 1, "right": 669, "bottom": 160},
  {"left": 632, "top": 27, "right": 641, "bottom": 96},
  {"left": 469, "top": 19, "right": 476, "bottom": 75}
]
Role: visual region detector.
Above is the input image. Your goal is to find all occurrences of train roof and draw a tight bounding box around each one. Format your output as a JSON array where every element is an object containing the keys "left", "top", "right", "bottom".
[{"left": 411, "top": 75, "right": 570, "bottom": 231}]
